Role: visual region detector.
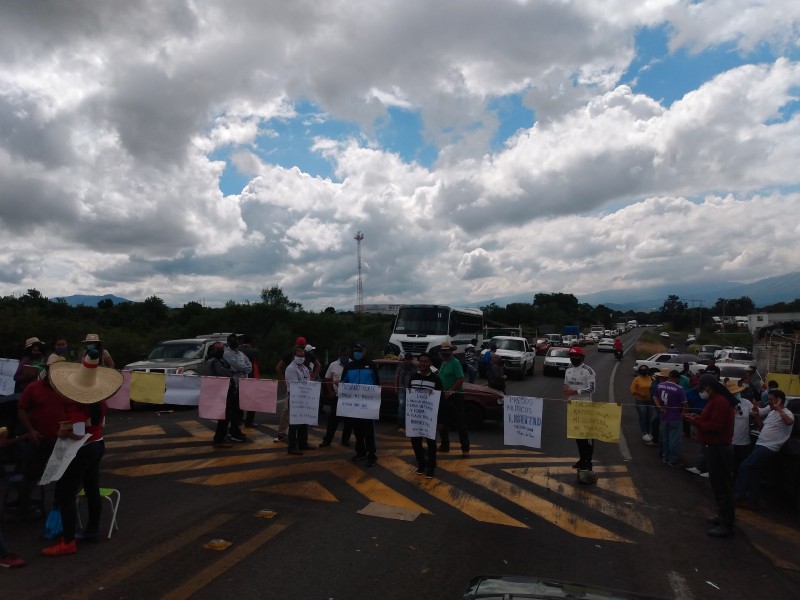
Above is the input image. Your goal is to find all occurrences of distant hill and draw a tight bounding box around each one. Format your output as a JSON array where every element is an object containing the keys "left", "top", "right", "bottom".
[
  {"left": 55, "top": 293, "right": 133, "bottom": 307},
  {"left": 460, "top": 270, "right": 800, "bottom": 312}
]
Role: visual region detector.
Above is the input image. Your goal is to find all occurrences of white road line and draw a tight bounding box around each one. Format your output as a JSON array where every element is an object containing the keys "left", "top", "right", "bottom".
[{"left": 668, "top": 571, "right": 694, "bottom": 600}]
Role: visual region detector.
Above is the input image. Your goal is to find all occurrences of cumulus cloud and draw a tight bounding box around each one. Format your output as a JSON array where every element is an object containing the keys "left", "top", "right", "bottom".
[{"left": 0, "top": 1, "right": 798, "bottom": 309}]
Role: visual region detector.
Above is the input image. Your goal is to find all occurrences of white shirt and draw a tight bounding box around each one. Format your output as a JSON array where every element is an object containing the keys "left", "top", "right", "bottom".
[
  {"left": 756, "top": 406, "right": 795, "bottom": 451},
  {"left": 564, "top": 364, "right": 596, "bottom": 400},
  {"left": 324, "top": 360, "right": 346, "bottom": 394},
  {"left": 732, "top": 397, "right": 752, "bottom": 446},
  {"left": 285, "top": 359, "right": 310, "bottom": 395}
]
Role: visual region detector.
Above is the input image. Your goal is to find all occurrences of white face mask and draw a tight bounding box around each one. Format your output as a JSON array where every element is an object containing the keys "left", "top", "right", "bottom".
[
  {"left": 293, "top": 356, "right": 305, "bottom": 365},
  {"left": 699, "top": 391, "right": 710, "bottom": 400}
]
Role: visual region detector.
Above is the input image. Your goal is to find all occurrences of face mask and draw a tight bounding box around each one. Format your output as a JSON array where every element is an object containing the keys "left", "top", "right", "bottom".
[
  {"left": 339, "top": 357, "right": 349, "bottom": 366},
  {"left": 699, "top": 391, "right": 710, "bottom": 400},
  {"left": 54, "top": 347, "right": 68, "bottom": 355},
  {"left": 353, "top": 351, "right": 364, "bottom": 361},
  {"left": 570, "top": 358, "right": 582, "bottom": 366},
  {"left": 293, "top": 356, "right": 305, "bottom": 365},
  {"left": 86, "top": 344, "right": 97, "bottom": 352}
]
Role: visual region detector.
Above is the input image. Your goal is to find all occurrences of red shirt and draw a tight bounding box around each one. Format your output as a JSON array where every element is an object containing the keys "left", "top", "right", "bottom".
[
  {"left": 66, "top": 401, "right": 106, "bottom": 443},
  {"left": 18, "top": 379, "right": 71, "bottom": 441},
  {"left": 693, "top": 391, "right": 734, "bottom": 445}
]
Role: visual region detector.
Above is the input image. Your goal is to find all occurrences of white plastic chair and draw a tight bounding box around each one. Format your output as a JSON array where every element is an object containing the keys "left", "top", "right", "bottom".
[{"left": 76, "top": 487, "right": 120, "bottom": 539}]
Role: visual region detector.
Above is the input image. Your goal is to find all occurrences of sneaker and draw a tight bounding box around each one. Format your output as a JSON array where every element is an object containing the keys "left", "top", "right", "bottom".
[
  {"left": 415, "top": 466, "right": 425, "bottom": 475},
  {"left": 227, "top": 433, "right": 246, "bottom": 443},
  {"left": 273, "top": 435, "right": 285, "bottom": 443},
  {"left": 642, "top": 434, "right": 653, "bottom": 443},
  {"left": 685, "top": 466, "right": 702, "bottom": 475},
  {"left": 42, "top": 538, "right": 77, "bottom": 556},
  {"left": 425, "top": 470, "right": 435, "bottom": 479},
  {"left": 0, "top": 553, "right": 26, "bottom": 568}
]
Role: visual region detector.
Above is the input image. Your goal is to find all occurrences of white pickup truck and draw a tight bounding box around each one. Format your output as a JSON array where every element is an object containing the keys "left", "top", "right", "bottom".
[{"left": 481, "top": 336, "right": 536, "bottom": 379}]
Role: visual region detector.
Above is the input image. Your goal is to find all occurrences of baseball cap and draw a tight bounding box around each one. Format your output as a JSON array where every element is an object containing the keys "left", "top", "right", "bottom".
[
  {"left": 567, "top": 346, "right": 584, "bottom": 356},
  {"left": 294, "top": 337, "right": 307, "bottom": 346}
]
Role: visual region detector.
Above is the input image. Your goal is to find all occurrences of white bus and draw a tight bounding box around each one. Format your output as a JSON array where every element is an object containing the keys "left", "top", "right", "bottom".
[{"left": 387, "top": 305, "right": 484, "bottom": 360}]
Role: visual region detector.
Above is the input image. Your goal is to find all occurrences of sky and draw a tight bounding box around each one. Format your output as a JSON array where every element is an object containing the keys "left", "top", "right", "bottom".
[{"left": 2, "top": 0, "right": 800, "bottom": 311}]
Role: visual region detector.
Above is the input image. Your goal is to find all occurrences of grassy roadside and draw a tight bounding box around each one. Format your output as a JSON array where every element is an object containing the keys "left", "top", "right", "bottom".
[{"left": 634, "top": 330, "right": 668, "bottom": 359}]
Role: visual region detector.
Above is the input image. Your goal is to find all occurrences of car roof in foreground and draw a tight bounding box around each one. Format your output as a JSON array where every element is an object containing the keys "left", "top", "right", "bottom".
[{"left": 463, "top": 575, "right": 662, "bottom": 600}]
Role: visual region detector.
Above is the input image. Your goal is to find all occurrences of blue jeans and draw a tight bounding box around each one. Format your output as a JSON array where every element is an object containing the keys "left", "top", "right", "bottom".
[
  {"left": 735, "top": 444, "right": 777, "bottom": 507},
  {"left": 635, "top": 401, "right": 653, "bottom": 436},
  {"left": 659, "top": 419, "right": 682, "bottom": 464}
]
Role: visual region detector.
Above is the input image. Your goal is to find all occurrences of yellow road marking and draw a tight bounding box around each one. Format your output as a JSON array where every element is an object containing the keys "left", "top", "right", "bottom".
[
  {"left": 106, "top": 424, "right": 167, "bottom": 437},
  {"left": 751, "top": 542, "right": 800, "bottom": 572},
  {"left": 182, "top": 461, "right": 431, "bottom": 514},
  {"left": 106, "top": 449, "right": 288, "bottom": 477},
  {"left": 738, "top": 510, "right": 800, "bottom": 544},
  {"left": 379, "top": 455, "right": 527, "bottom": 528},
  {"left": 506, "top": 465, "right": 642, "bottom": 502},
  {"left": 161, "top": 520, "right": 293, "bottom": 600},
  {"left": 441, "top": 461, "right": 632, "bottom": 542},
  {"left": 255, "top": 480, "right": 339, "bottom": 502},
  {"left": 505, "top": 467, "right": 653, "bottom": 534},
  {"left": 60, "top": 513, "right": 234, "bottom": 600}
]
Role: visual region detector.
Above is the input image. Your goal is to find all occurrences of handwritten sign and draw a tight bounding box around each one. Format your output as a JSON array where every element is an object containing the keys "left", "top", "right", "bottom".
[
  {"left": 289, "top": 380, "right": 321, "bottom": 425},
  {"left": 503, "top": 396, "right": 544, "bottom": 448},
  {"left": 566, "top": 401, "right": 621, "bottom": 443},
  {"left": 405, "top": 388, "right": 441, "bottom": 439},
  {"left": 337, "top": 383, "right": 382, "bottom": 419},
  {"left": 38, "top": 434, "right": 92, "bottom": 485},
  {"left": 0, "top": 358, "right": 19, "bottom": 396}
]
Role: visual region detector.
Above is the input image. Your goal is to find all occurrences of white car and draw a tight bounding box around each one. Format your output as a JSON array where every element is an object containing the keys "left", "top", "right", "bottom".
[
  {"left": 633, "top": 353, "right": 704, "bottom": 375},
  {"left": 660, "top": 332, "right": 670, "bottom": 339},
  {"left": 716, "top": 349, "right": 753, "bottom": 364},
  {"left": 543, "top": 347, "right": 572, "bottom": 376},
  {"left": 686, "top": 335, "right": 696, "bottom": 344},
  {"left": 597, "top": 338, "right": 615, "bottom": 352}
]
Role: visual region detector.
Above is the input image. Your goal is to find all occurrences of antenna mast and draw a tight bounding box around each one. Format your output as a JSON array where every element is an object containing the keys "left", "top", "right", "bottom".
[{"left": 354, "top": 231, "right": 364, "bottom": 313}]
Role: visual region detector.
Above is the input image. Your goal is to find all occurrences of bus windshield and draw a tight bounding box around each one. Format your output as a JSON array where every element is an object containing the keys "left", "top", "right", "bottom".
[{"left": 394, "top": 307, "right": 449, "bottom": 335}]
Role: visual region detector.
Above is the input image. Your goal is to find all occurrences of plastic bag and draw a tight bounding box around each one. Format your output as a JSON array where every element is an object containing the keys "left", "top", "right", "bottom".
[{"left": 42, "top": 507, "right": 63, "bottom": 540}]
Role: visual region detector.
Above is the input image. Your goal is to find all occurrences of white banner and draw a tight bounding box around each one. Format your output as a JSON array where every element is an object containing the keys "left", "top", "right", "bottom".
[
  {"left": 164, "top": 374, "right": 202, "bottom": 406},
  {"left": 38, "top": 434, "right": 92, "bottom": 485},
  {"left": 503, "top": 395, "right": 544, "bottom": 448},
  {"left": 337, "top": 382, "right": 382, "bottom": 420},
  {"left": 405, "top": 388, "right": 441, "bottom": 439},
  {"left": 0, "top": 358, "right": 19, "bottom": 396},
  {"left": 289, "top": 380, "right": 321, "bottom": 425}
]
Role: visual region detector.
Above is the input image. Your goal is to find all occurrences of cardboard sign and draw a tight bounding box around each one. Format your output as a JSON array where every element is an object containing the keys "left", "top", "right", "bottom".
[
  {"left": 503, "top": 395, "right": 544, "bottom": 448},
  {"left": 405, "top": 388, "right": 441, "bottom": 439},
  {"left": 566, "top": 401, "right": 621, "bottom": 443},
  {"left": 337, "top": 383, "right": 382, "bottom": 419},
  {"left": 0, "top": 358, "right": 19, "bottom": 396},
  {"left": 288, "top": 380, "right": 321, "bottom": 425}
]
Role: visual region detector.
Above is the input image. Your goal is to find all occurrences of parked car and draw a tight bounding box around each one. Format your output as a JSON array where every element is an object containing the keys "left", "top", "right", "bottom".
[
  {"left": 543, "top": 333, "right": 562, "bottom": 346},
  {"left": 480, "top": 336, "right": 535, "bottom": 379},
  {"left": 123, "top": 336, "right": 229, "bottom": 375},
  {"left": 633, "top": 353, "right": 704, "bottom": 375},
  {"left": 534, "top": 338, "right": 551, "bottom": 355},
  {"left": 374, "top": 359, "right": 503, "bottom": 429},
  {"left": 597, "top": 337, "right": 615, "bottom": 352},
  {"left": 685, "top": 334, "right": 696, "bottom": 344},
  {"left": 716, "top": 350, "right": 754, "bottom": 363},
  {"left": 542, "top": 347, "right": 572, "bottom": 376}
]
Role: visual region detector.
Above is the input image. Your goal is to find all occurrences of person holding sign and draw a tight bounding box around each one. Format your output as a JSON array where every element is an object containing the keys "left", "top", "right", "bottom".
[
  {"left": 407, "top": 352, "right": 443, "bottom": 479},
  {"left": 437, "top": 341, "right": 470, "bottom": 457},
  {"left": 563, "top": 346, "right": 596, "bottom": 471},
  {"left": 340, "top": 341, "right": 380, "bottom": 467},
  {"left": 284, "top": 345, "right": 315, "bottom": 455}
]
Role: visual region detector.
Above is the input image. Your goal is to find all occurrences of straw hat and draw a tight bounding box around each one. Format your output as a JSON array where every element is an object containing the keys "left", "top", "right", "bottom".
[
  {"left": 25, "top": 337, "right": 44, "bottom": 350},
  {"left": 725, "top": 380, "right": 745, "bottom": 394},
  {"left": 656, "top": 368, "right": 672, "bottom": 378},
  {"left": 48, "top": 354, "right": 123, "bottom": 404},
  {"left": 83, "top": 333, "right": 102, "bottom": 343}
]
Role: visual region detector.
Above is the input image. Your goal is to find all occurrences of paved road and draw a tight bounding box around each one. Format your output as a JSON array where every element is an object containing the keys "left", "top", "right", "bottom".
[{"left": 3, "top": 331, "right": 800, "bottom": 599}]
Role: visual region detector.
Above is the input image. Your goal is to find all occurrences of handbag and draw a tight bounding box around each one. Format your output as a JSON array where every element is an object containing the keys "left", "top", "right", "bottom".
[{"left": 42, "top": 507, "right": 63, "bottom": 540}]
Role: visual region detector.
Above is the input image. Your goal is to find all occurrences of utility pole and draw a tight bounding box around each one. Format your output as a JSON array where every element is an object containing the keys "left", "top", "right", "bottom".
[{"left": 354, "top": 231, "right": 364, "bottom": 314}]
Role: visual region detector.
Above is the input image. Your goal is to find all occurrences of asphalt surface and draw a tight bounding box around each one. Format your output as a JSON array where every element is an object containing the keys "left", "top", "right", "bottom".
[{"left": 3, "top": 330, "right": 800, "bottom": 599}]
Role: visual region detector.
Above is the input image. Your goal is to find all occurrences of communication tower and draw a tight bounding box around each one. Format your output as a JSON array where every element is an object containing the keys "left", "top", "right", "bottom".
[{"left": 354, "top": 231, "right": 364, "bottom": 313}]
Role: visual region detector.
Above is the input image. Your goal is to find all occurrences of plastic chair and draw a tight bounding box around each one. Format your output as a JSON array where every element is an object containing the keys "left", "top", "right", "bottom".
[{"left": 76, "top": 487, "right": 120, "bottom": 539}]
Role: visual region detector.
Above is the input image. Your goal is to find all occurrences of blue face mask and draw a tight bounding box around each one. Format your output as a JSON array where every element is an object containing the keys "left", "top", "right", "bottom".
[
  {"left": 353, "top": 351, "right": 364, "bottom": 361},
  {"left": 86, "top": 344, "right": 97, "bottom": 352},
  {"left": 339, "top": 356, "right": 349, "bottom": 366},
  {"left": 54, "top": 347, "right": 68, "bottom": 355}
]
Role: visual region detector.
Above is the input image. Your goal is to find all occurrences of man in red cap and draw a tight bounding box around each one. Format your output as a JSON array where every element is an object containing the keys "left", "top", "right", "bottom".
[
  {"left": 274, "top": 337, "right": 320, "bottom": 442},
  {"left": 563, "top": 346, "right": 597, "bottom": 471}
]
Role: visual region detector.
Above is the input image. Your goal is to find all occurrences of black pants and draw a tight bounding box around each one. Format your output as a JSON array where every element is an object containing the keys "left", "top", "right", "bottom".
[
  {"left": 18, "top": 439, "right": 55, "bottom": 516},
  {"left": 576, "top": 438, "right": 594, "bottom": 466},
  {"left": 705, "top": 443, "right": 735, "bottom": 527},
  {"left": 287, "top": 424, "right": 308, "bottom": 451},
  {"left": 352, "top": 419, "right": 376, "bottom": 458},
  {"left": 323, "top": 398, "right": 352, "bottom": 444},
  {"left": 214, "top": 383, "right": 242, "bottom": 442},
  {"left": 440, "top": 395, "right": 469, "bottom": 452},
  {"left": 411, "top": 437, "right": 437, "bottom": 472},
  {"left": 54, "top": 440, "right": 105, "bottom": 542}
]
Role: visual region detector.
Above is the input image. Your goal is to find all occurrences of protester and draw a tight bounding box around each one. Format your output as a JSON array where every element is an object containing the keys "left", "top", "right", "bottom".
[
  {"left": 486, "top": 353, "right": 506, "bottom": 394},
  {"left": 205, "top": 342, "right": 236, "bottom": 448},
  {"left": 14, "top": 337, "right": 46, "bottom": 394},
  {"left": 760, "top": 380, "right": 779, "bottom": 408},
  {"left": 463, "top": 340, "right": 479, "bottom": 384},
  {"left": 221, "top": 333, "right": 252, "bottom": 443},
  {"left": 274, "top": 337, "right": 320, "bottom": 442},
  {"left": 704, "top": 358, "right": 721, "bottom": 379},
  {"left": 284, "top": 345, "right": 315, "bottom": 455},
  {"left": 239, "top": 335, "right": 261, "bottom": 427},
  {"left": 684, "top": 374, "right": 736, "bottom": 538},
  {"left": 48, "top": 335, "right": 71, "bottom": 362},
  {"left": 407, "top": 352, "right": 444, "bottom": 479},
  {"left": 563, "top": 346, "right": 596, "bottom": 471},
  {"left": 320, "top": 346, "right": 352, "bottom": 448},
  {"left": 340, "top": 341, "right": 379, "bottom": 467},
  {"left": 82, "top": 334, "right": 114, "bottom": 368},
  {"left": 42, "top": 349, "right": 123, "bottom": 555},
  {"left": 727, "top": 379, "right": 754, "bottom": 479},
  {"left": 630, "top": 365, "right": 655, "bottom": 445},
  {"left": 437, "top": 341, "right": 469, "bottom": 457},
  {"left": 654, "top": 369, "right": 688, "bottom": 467},
  {"left": 735, "top": 389, "right": 794, "bottom": 510},
  {"left": 393, "top": 353, "right": 415, "bottom": 430}
]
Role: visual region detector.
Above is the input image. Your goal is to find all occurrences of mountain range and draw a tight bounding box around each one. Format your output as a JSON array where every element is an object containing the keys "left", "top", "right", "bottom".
[{"left": 55, "top": 293, "right": 132, "bottom": 307}]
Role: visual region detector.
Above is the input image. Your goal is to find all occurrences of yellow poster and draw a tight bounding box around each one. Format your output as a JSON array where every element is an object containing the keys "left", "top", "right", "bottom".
[
  {"left": 566, "top": 401, "right": 621, "bottom": 443},
  {"left": 130, "top": 371, "right": 166, "bottom": 404}
]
